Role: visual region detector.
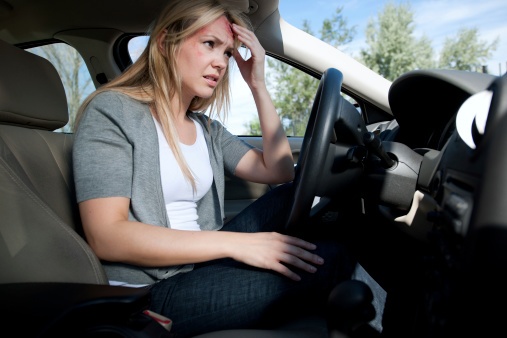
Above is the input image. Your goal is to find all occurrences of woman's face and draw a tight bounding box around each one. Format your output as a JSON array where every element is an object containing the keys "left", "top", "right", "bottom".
[{"left": 177, "top": 15, "right": 234, "bottom": 103}]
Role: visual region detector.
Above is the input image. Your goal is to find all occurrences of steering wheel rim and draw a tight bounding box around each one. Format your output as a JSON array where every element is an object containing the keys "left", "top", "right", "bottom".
[{"left": 285, "top": 68, "right": 345, "bottom": 231}]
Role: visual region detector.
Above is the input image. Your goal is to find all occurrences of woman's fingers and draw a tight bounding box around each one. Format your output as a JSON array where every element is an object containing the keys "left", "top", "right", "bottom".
[
  {"left": 232, "top": 24, "right": 264, "bottom": 63},
  {"left": 271, "top": 251, "right": 320, "bottom": 281},
  {"left": 231, "top": 24, "right": 266, "bottom": 89},
  {"left": 273, "top": 263, "right": 302, "bottom": 281},
  {"left": 232, "top": 24, "right": 257, "bottom": 46},
  {"left": 235, "top": 232, "right": 324, "bottom": 281},
  {"left": 271, "top": 233, "right": 325, "bottom": 280},
  {"left": 282, "top": 235, "right": 324, "bottom": 264}
]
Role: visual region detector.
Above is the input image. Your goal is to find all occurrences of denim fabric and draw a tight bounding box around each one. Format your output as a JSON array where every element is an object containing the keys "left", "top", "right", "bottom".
[{"left": 149, "top": 183, "right": 356, "bottom": 337}]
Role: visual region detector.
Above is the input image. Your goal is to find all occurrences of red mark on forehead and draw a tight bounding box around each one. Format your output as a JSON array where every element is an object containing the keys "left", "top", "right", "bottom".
[
  {"left": 217, "top": 15, "right": 234, "bottom": 40},
  {"left": 227, "top": 22, "right": 233, "bottom": 37},
  {"left": 200, "top": 16, "right": 231, "bottom": 33},
  {"left": 195, "top": 16, "right": 234, "bottom": 47}
]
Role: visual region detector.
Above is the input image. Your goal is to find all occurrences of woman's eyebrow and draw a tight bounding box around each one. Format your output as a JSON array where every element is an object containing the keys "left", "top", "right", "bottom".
[{"left": 202, "top": 34, "right": 234, "bottom": 50}]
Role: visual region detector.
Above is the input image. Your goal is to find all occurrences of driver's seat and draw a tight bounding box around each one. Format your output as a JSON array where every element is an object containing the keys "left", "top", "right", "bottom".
[
  {"left": 0, "top": 39, "right": 108, "bottom": 285},
  {"left": 0, "top": 39, "right": 343, "bottom": 337},
  {"left": 0, "top": 39, "right": 158, "bottom": 336}
]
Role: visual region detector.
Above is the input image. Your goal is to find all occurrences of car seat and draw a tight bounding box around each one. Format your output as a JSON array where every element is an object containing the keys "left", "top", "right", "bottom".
[
  {"left": 0, "top": 38, "right": 176, "bottom": 337},
  {"left": 0, "top": 39, "right": 377, "bottom": 338},
  {"left": 0, "top": 39, "right": 108, "bottom": 285}
]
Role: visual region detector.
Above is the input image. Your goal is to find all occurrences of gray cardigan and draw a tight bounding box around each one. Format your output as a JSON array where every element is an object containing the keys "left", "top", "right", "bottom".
[{"left": 73, "top": 91, "right": 253, "bottom": 284}]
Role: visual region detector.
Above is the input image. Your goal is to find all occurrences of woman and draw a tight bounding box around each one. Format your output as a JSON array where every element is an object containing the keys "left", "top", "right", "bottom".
[{"left": 73, "top": 0, "right": 355, "bottom": 336}]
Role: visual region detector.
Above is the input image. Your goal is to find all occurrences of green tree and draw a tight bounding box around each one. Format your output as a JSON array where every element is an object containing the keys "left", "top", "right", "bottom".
[
  {"left": 260, "top": 7, "right": 355, "bottom": 136},
  {"left": 319, "top": 7, "right": 356, "bottom": 49},
  {"left": 267, "top": 59, "right": 318, "bottom": 136},
  {"left": 438, "top": 28, "right": 498, "bottom": 72},
  {"left": 30, "top": 43, "right": 93, "bottom": 132},
  {"left": 244, "top": 119, "right": 262, "bottom": 135},
  {"left": 360, "top": 2, "right": 434, "bottom": 81}
]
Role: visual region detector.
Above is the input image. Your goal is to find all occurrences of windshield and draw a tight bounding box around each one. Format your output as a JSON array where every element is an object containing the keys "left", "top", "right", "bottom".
[{"left": 279, "top": 0, "right": 506, "bottom": 79}]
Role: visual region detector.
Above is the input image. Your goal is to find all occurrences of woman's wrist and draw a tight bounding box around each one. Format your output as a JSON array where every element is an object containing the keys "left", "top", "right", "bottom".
[{"left": 250, "top": 82, "right": 270, "bottom": 101}]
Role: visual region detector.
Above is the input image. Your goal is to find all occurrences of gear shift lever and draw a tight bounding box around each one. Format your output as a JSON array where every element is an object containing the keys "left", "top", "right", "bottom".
[{"left": 327, "top": 280, "right": 378, "bottom": 338}]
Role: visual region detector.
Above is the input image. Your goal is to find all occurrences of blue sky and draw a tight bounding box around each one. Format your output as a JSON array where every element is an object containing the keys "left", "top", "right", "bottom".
[{"left": 278, "top": 0, "right": 506, "bottom": 75}]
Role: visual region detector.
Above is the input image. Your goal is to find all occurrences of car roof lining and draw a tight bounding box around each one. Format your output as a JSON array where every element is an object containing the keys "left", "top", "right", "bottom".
[{"left": 0, "top": 0, "right": 276, "bottom": 45}]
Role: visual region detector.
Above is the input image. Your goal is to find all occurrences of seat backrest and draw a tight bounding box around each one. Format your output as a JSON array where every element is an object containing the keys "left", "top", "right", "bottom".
[{"left": 0, "top": 39, "right": 108, "bottom": 284}]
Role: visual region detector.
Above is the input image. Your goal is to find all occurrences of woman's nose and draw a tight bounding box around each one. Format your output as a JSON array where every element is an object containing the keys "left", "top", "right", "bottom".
[{"left": 212, "top": 54, "right": 228, "bottom": 70}]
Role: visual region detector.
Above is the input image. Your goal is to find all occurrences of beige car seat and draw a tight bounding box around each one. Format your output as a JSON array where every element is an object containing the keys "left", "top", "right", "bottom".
[
  {"left": 0, "top": 39, "right": 107, "bottom": 285},
  {"left": 0, "top": 39, "right": 336, "bottom": 337}
]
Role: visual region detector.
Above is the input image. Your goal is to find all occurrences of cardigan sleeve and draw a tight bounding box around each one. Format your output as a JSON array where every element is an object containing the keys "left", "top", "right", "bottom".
[
  {"left": 191, "top": 113, "right": 254, "bottom": 176},
  {"left": 222, "top": 128, "right": 254, "bottom": 175},
  {"left": 73, "top": 92, "right": 133, "bottom": 203}
]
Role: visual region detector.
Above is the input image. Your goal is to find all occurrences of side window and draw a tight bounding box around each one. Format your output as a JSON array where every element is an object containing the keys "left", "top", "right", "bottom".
[
  {"left": 27, "top": 43, "right": 95, "bottom": 133},
  {"left": 232, "top": 58, "right": 359, "bottom": 136},
  {"left": 128, "top": 36, "right": 359, "bottom": 137}
]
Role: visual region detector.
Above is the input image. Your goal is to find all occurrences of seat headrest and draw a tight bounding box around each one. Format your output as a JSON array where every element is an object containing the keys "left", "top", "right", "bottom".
[{"left": 0, "top": 39, "right": 68, "bottom": 130}]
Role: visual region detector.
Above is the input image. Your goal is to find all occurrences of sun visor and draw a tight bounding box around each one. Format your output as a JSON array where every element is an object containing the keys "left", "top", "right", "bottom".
[{"left": 221, "top": 0, "right": 251, "bottom": 13}]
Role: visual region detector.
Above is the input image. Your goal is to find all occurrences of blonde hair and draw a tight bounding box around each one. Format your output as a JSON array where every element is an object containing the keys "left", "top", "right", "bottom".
[{"left": 76, "top": 0, "right": 252, "bottom": 191}]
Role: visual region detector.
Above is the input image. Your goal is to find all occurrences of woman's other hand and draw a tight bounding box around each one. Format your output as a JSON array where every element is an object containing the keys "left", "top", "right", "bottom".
[{"left": 229, "top": 232, "right": 324, "bottom": 281}]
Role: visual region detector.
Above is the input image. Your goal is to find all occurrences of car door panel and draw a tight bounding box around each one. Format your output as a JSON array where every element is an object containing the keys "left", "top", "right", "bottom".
[{"left": 223, "top": 136, "right": 303, "bottom": 222}]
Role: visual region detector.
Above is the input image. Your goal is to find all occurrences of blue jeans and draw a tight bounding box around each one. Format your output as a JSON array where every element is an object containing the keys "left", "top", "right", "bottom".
[{"left": 149, "top": 183, "right": 356, "bottom": 337}]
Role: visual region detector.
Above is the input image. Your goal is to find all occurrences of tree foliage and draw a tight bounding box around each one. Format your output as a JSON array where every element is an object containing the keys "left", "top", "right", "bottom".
[
  {"left": 31, "top": 43, "right": 93, "bottom": 132},
  {"left": 359, "top": 2, "right": 434, "bottom": 81},
  {"left": 243, "top": 119, "right": 261, "bottom": 135},
  {"left": 260, "top": 7, "right": 355, "bottom": 136},
  {"left": 319, "top": 7, "right": 356, "bottom": 49},
  {"left": 439, "top": 28, "right": 498, "bottom": 72},
  {"left": 266, "top": 57, "right": 318, "bottom": 136},
  {"left": 360, "top": 2, "right": 499, "bottom": 79}
]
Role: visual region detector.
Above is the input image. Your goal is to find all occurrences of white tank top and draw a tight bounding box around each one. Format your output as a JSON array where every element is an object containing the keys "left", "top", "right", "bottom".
[{"left": 154, "top": 117, "right": 213, "bottom": 231}]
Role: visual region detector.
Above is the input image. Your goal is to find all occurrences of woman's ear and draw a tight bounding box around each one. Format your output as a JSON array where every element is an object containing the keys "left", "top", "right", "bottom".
[{"left": 156, "top": 29, "right": 168, "bottom": 56}]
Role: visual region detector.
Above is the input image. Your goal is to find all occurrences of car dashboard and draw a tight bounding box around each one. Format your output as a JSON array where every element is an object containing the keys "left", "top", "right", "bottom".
[
  {"left": 360, "top": 69, "right": 507, "bottom": 336},
  {"left": 388, "top": 69, "right": 496, "bottom": 150}
]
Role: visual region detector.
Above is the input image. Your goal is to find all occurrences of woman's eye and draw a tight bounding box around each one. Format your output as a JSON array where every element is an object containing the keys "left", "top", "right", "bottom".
[
  {"left": 225, "top": 51, "right": 233, "bottom": 58},
  {"left": 204, "top": 41, "right": 214, "bottom": 48}
]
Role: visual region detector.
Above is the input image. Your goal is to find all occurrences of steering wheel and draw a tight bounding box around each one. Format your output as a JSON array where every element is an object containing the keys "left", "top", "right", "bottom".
[{"left": 285, "top": 68, "right": 366, "bottom": 232}]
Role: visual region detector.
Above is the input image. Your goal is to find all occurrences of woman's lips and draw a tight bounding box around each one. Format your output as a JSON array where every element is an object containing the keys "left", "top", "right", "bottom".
[{"left": 204, "top": 75, "right": 218, "bottom": 87}]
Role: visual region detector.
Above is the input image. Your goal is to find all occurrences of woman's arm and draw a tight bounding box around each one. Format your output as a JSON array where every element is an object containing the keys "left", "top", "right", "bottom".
[
  {"left": 79, "top": 197, "right": 323, "bottom": 281},
  {"left": 232, "top": 24, "right": 294, "bottom": 184}
]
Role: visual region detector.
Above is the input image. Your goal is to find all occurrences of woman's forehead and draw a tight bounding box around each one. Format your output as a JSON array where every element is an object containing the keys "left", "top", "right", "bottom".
[{"left": 198, "top": 16, "right": 234, "bottom": 43}]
